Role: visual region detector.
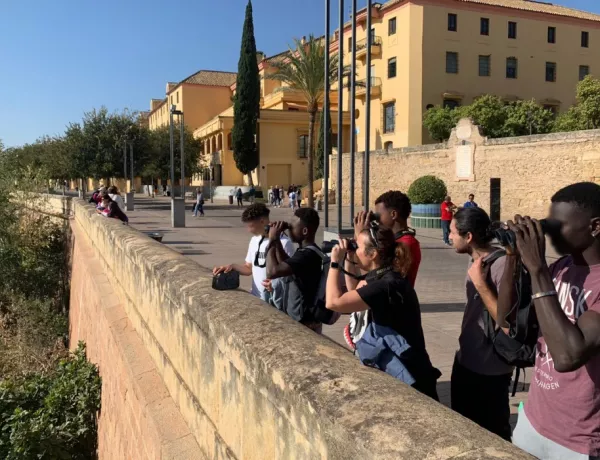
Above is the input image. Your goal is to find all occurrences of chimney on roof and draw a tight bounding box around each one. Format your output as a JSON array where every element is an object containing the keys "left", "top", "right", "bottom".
[
  {"left": 166, "top": 82, "right": 177, "bottom": 93},
  {"left": 256, "top": 51, "right": 265, "bottom": 64},
  {"left": 150, "top": 99, "right": 163, "bottom": 111}
]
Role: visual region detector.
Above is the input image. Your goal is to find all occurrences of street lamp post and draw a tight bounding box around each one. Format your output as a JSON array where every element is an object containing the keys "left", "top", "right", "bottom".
[
  {"left": 169, "top": 105, "right": 186, "bottom": 227},
  {"left": 125, "top": 142, "right": 135, "bottom": 211}
]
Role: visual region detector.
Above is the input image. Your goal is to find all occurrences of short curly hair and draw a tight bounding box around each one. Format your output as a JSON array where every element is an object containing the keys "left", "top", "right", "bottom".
[
  {"left": 241, "top": 203, "right": 270, "bottom": 222},
  {"left": 375, "top": 190, "right": 412, "bottom": 220},
  {"left": 552, "top": 182, "right": 600, "bottom": 217},
  {"left": 295, "top": 208, "right": 320, "bottom": 232}
]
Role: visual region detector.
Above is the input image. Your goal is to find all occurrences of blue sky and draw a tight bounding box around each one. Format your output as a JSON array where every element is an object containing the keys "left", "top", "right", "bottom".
[{"left": 0, "top": 0, "right": 598, "bottom": 147}]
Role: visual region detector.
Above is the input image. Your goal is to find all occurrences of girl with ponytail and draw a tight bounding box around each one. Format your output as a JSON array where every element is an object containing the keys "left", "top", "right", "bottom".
[{"left": 326, "top": 223, "right": 440, "bottom": 400}]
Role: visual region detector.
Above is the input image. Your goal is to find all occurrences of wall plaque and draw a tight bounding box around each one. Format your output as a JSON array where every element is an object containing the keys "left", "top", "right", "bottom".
[{"left": 456, "top": 144, "right": 473, "bottom": 179}]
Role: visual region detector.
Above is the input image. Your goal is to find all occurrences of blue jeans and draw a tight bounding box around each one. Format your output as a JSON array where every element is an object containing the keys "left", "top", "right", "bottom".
[
  {"left": 441, "top": 220, "right": 451, "bottom": 244},
  {"left": 193, "top": 203, "right": 204, "bottom": 216}
]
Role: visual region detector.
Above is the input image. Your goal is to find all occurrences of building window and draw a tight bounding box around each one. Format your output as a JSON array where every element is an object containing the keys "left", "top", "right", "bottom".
[
  {"left": 479, "top": 55, "right": 491, "bottom": 77},
  {"left": 297, "top": 135, "right": 308, "bottom": 158},
  {"left": 480, "top": 18, "right": 490, "bottom": 36},
  {"left": 448, "top": 13, "right": 457, "bottom": 32},
  {"left": 446, "top": 52, "right": 459, "bottom": 74},
  {"left": 383, "top": 102, "right": 395, "bottom": 134},
  {"left": 506, "top": 57, "right": 518, "bottom": 79},
  {"left": 508, "top": 21, "right": 517, "bottom": 39},
  {"left": 548, "top": 27, "right": 556, "bottom": 44},
  {"left": 443, "top": 99, "right": 461, "bottom": 110},
  {"left": 370, "top": 28, "right": 375, "bottom": 42},
  {"left": 389, "top": 17, "right": 397, "bottom": 36},
  {"left": 579, "top": 65, "right": 589, "bottom": 81},
  {"left": 388, "top": 57, "right": 397, "bottom": 78},
  {"left": 348, "top": 37, "right": 352, "bottom": 51},
  {"left": 170, "top": 95, "right": 173, "bottom": 105},
  {"left": 176, "top": 92, "right": 179, "bottom": 104},
  {"left": 582, "top": 31, "right": 589, "bottom": 48},
  {"left": 546, "top": 62, "right": 557, "bottom": 82},
  {"left": 227, "top": 132, "right": 232, "bottom": 150}
]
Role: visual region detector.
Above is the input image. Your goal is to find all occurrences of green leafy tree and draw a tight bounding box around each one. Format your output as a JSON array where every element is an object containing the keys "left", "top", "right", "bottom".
[
  {"left": 232, "top": 0, "right": 260, "bottom": 185},
  {"left": 423, "top": 106, "right": 462, "bottom": 142},
  {"left": 145, "top": 125, "right": 202, "bottom": 184},
  {"left": 268, "top": 35, "right": 339, "bottom": 207},
  {"left": 503, "top": 100, "right": 555, "bottom": 137},
  {"left": 463, "top": 95, "right": 508, "bottom": 138},
  {"left": 576, "top": 75, "right": 600, "bottom": 129},
  {"left": 315, "top": 107, "right": 331, "bottom": 180},
  {"left": 553, "top": 106, "right": 586, "bottom": 132}
]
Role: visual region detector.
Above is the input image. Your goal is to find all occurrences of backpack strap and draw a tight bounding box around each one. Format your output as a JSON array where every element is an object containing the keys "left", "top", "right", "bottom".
[{"left": 302, "top": 245, "right": 328, "bottom": 266}]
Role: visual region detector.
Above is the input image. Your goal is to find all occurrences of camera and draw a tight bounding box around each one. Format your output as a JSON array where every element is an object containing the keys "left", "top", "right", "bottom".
[
  {"left": 264, "top": 222, "right": 291, "bottom": 235},
  {"left": 493, "top": 218, "right": 560, "bottom": 248}
]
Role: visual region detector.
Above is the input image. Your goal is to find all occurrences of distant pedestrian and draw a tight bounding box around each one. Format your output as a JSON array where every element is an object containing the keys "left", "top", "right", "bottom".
[
  {"left": 441, "top": 196, "right": 456, "bottom": 246},
  {"left": 289, "top": 190, "right": 297, "bottom": 211},
  {"left": 296, "top": 188, "right": 302, "bottom": 208},
  {"left": 97, "top": 193, "right": 128, "bottom": 223},
  {"left": 273, "top": 185, "right": 280, "bottom": 207},
  {"left": 236, "top": 187, "right": 243, "bottom": 207},
  {"left": 193, "top": 188, "right": 205, "bottom": 217},
  {"left": 463, "top": 194, "right": 478, "bottom": 208},
  {"left": 249, "top": 185, "right": 256, "bottom": 204},
  {"left": 279, "top": 187, "right": 284, "bottom": 207}
]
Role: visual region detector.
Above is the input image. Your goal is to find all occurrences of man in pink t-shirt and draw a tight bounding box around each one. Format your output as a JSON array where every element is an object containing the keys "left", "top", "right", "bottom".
[{"left": 506, "top": 182, "right": 600, "bottom": 459}]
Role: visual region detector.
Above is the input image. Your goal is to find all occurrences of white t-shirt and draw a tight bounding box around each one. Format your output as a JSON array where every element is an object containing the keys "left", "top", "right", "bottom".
[
  {"left": 109, "top": 193, "right": 125, "bottom": 211},
  {"left": 245, "top": 234, "right": 295, "bottom": 297}
]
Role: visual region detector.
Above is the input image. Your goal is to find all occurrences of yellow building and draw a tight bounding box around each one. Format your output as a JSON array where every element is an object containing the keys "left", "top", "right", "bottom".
[
  {"left": 147, "top": 70, "right": 237, "bottom": 132},
  {"left": 336, "top": 0, "right": 600, "bottom": 150},
  {"left": 194, "top": 52, "right": 351, "bottom": 189}
]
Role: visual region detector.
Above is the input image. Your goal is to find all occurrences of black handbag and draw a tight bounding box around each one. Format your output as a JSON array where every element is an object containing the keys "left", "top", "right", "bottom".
[{"left": 212, "top": 271, "right": 240, "bottom": 291}]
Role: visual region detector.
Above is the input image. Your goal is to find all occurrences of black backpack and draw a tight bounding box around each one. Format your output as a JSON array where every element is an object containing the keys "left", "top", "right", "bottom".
[{"left": 482, "top": 250, "right": 539, "bottom": 394}]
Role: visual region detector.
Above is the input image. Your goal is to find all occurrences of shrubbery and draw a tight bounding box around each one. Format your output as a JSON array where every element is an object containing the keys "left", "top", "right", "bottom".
[
  {"left": 0, "top": 343, "right": 101, "bottom": 460},
  {"left": 407, "top": 175, "right": 447, "bottom": 204},
  {"left": 423, "top": 76, "right": 600, "bottom": 141}
]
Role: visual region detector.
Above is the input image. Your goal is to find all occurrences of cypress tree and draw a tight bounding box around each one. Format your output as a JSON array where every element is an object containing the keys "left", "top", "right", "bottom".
[
  {"left": 315, "top": 108, "right": 331, "bottom": 180},
  {"left": 232, "top": 0, "right": 260, "bottom": 184}
]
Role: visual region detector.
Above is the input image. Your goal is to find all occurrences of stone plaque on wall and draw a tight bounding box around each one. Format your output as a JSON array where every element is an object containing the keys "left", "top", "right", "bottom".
[{"left": 456, "top": 144, "right": 474, "bottom": 180}]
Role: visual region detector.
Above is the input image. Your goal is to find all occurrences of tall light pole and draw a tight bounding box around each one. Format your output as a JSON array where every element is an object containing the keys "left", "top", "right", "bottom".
[
  {"left": 349, "top": 0, "right": 357, "bottom": 225},
  {"left": 364, "top": 0, "right": 373, "bottom": 212},
  {"left": 169, "top": 105, "right": 185, "bottom": 227},
  {"left": 337, "top": 0, "right": 344, "bottom": 235},
  {"left": 323, "top": 0, "right": 331, "bottom": 228}
]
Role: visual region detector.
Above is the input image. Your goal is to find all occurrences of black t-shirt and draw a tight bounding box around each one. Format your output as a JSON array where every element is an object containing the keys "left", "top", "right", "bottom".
[
  {"left": 357, "top": 270, "right": 427, "bottom": 353},
  {"left": 284, "top": 244, "right": 322, "bottom": 319}
]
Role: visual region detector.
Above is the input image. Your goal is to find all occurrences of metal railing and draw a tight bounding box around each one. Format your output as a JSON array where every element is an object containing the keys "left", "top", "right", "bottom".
[
  {"left": 356, "top": 36, "right": 382, "bottom": 52},
  {"left": 357, "top": 76, "right": 382, "bottom": 89}
]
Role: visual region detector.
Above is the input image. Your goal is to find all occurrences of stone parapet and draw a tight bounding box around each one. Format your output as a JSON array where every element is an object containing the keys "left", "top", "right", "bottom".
[{"left": 40, "top": 194, "right": 532, "bottom": 459}]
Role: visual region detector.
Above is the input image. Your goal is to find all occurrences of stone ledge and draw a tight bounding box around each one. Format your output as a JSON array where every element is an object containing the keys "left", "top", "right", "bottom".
[{"left": 66, "top": 195, "right": 532, "bottom": 460}]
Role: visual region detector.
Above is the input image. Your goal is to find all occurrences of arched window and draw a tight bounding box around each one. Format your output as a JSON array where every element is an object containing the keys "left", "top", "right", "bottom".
[
  {"left": 227, "top": 132, "right": 233, "bottom": 150},
  {"left": 384, "top": 141, "right": 394, "bottom": 152}
]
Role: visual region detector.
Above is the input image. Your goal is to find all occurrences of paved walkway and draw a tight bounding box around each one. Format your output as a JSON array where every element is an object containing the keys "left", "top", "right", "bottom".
[{"left": 125, "top": 196, "right": 550, "bottom": 426}]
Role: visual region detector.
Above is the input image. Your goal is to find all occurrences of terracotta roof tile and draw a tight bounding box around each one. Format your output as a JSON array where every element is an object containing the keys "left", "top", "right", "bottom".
[
  {"left": 183, "top": 70, "right": 237, "bottom": 86},
  {"left": 381, "top": 0, "right": 600, "bottom": 22}
]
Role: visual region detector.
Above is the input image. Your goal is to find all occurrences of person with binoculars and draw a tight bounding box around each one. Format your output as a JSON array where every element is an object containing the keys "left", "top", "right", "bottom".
[
  {"left": 501, "top": 182, "right": 600, "bottom": 460},
  {"left": 324, "top": 215, "right": 440, "bottom": 400}
]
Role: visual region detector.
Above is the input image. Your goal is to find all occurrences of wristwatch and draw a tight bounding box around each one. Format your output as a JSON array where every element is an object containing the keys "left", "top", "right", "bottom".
[{"left": 330, "top": 262, "right": 341, "bottom": 269}]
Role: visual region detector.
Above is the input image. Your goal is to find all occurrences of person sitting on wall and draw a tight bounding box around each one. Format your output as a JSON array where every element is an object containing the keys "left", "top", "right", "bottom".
[
  {"left": 107, "top": 186, "right": 125, "bottom": 211},
  {"left": 212, "top": 203, "right": 294, "bottom": 300}
]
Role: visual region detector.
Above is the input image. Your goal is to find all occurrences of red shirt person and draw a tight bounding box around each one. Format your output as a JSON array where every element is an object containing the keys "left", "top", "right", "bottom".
[
  {"left": 441, "top": 196, "right": 455, "bottom": 246},
  {"left": 374, "top": 191, "right": 421, "bottom": 287}
]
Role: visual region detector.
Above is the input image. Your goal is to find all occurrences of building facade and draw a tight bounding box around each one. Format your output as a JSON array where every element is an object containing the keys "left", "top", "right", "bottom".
[
  {"left": 194, "top": 53, "right": 351, "bottom": 189},
  {"left": 147, "top": 70, "right": 237, "bottom": 133},
  {"left": 336, "top": 0, "right": 600, "bottom": 150}
]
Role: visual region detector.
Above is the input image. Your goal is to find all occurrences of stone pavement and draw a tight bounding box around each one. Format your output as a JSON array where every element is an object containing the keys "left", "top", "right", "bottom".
[{"left": 125, "top": 196, "right": 558, "bottom": 428}]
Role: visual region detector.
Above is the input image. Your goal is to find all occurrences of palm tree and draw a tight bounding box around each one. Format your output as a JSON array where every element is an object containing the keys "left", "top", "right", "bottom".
[{"left": 268, "top": 35, "right": 338, "bottom": 208}]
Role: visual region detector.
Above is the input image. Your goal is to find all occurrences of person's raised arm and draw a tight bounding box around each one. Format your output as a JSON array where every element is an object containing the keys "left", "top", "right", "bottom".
[
  {"left": 510, "top": 217, "right": 600, "bottom": 372},
  {"left": 326, "top": 243, "right": 369, "bottom": 313},
  {"left": 266, "top": 222, "right": 293, "bottom": 279},
  {"left": 496, "top": 249, "right": 519, "bottom": 331},
  {"left": 468, "top": 257, "right": 501, "bottom": 324}
]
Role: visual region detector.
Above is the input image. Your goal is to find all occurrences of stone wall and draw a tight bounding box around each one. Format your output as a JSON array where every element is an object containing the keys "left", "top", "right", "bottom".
[
  {"left": 54, "top": 195, "right": 531, "bottom": 459},
  {"left": 331, "top": 120, "right": 600, "bottom": 220}
]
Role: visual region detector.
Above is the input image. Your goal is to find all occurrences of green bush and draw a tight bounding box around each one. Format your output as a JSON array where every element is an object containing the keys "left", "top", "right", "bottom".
[
  {"left": 0, "top": 342, "right": 101, "bottom": 460},
  {"left": 407, "top": 175, "right": 447, "bottom": 204}
]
